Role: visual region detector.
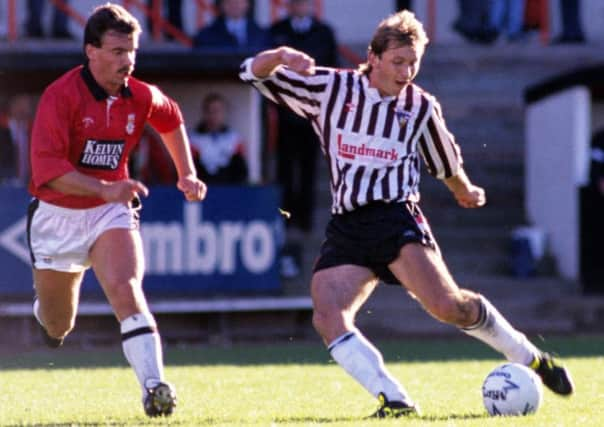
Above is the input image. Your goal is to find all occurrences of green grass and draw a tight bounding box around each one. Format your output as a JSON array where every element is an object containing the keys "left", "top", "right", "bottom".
[{"left": 0, "top": 335, "right": 602, "bottom": 426}]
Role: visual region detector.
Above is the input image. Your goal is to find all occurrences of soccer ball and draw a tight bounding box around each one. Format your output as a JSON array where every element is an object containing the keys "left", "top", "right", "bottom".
[{"left": 482, "top": 363, "right": 543, "bottom": 416}]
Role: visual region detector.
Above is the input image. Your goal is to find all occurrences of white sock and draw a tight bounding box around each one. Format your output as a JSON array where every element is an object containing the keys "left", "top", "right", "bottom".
[
  {"left": 328, "top": 330, "right": 411, "bottom": 404},
  {"left": 462, "top": 296, "right": 540, "bottom": 365},
  {"left": 120, "top": 312, "right": 164, "bottom": 395}
]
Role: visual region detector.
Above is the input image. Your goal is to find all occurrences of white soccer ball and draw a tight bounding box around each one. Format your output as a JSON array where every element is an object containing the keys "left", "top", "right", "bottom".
[{"left": 482, "top": 362, "right": 543, "bottom": 416}]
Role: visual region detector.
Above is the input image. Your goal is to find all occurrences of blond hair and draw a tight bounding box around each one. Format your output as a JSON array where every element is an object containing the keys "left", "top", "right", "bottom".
[{"left": 359, "top": 10, "right": 429, "bottom": 74}]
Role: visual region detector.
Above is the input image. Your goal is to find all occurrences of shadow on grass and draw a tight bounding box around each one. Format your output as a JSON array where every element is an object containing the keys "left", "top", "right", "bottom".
[
  {"left": 5, "top": 424, "right": 127, "bottom": 427},
  {"left": 5, "top": 420, "right": 191, "bottom": 427},
  {"left": 3, "top": 411, "right": 491, "bottom": 426},
  {"left": 271, "top": 412, "right": 487, "bottom": 423},
  {"left": 0, "top": 335, "right": 602, "bottom": 370},
  {"left": 420, "top": 412, "right": 487, "bottom": 421}
]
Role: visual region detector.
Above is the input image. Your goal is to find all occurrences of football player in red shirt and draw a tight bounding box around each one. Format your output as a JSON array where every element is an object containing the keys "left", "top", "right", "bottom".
[{"left": 28, "top": 3, "right": 206, "bottom": 417}]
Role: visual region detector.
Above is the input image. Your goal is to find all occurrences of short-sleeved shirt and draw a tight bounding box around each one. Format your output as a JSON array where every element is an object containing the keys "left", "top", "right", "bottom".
[
  {"left": 239, "top": 59, "right": 463, "bottom": 214},
  {"left": 29, "top": 65, "right": 183, "bottom": 209}
]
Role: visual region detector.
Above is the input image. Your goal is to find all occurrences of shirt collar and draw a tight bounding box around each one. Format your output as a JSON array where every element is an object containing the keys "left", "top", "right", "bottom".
[
  {"left": 360, "top": 73, "right": 397, "bottom": 103},
  {"left": 291, "top": 16, "right": 312, "bottom": 33},
  {"left": 81, "top": 64, "right": 132, "bottom": 101},
  {"left": 225, "top": 18, "right": 246, "bottom": 31}
]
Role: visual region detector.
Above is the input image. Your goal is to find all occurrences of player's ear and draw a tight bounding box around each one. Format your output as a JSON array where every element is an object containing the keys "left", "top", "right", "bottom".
[
  {"left": 368, "top": 51, "right": 379, "bottom": 68},
  {"left": 84, "top": 43, "right": 96, "bottom": 62}
]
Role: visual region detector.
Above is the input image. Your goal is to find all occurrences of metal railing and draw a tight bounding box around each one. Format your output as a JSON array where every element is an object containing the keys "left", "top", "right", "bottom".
[
  {"left": 2, "top": 1, "right": 548, "bottom": 53},
  {"left": 2, "top": 0, "right": 328, "bottom": 46}
]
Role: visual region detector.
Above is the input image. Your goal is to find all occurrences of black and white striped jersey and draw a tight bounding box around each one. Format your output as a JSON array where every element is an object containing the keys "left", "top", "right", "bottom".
[{"left": 240, "top": 58, "right": 463, "bottom": 214}]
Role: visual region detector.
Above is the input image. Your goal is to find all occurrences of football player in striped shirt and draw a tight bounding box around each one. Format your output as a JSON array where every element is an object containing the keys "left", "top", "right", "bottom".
[{"left": 240, "top": 9, "right": 573, "bottom": 418}]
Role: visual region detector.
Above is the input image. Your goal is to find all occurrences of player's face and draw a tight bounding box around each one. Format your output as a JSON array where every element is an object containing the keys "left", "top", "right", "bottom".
[
  {"left": 368, "top": 43, "right": 423, "bottom": 97},
  {"left": 289, "top": 0, "right": 312, "bottom": 18},
  {"left": 87, "top": 30, "right": 138, "bottom": 95},
  {"left": 204, "top": 100, "right": 227, "bottom": 131},
  {"left": 222, "top": 0, "right": 249, "bottom": 19}
]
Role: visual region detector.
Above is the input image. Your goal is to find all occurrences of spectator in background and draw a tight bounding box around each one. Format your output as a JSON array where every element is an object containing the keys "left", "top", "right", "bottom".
[
  {"left": 0, "top": 1, "right": 7, "bottom": 40},
  {"left": 189, "top": 93, "right": 248, "bottom": 185},
  {"left": 8, "top": 94, "right": 33, "bottom": 185},
  {"left": 146, "top": 0, "right": 183, "bottom": 41},
  {"left": 26, "top": 0, "right": 72, "bottom": 39},
  {"left": 590, "top": 131, "right": 604, "bottom": 196},
  {"left": 452, "top": 0, "right": 498, "bottom": 44},
  {"left": 580, "top": 129, "right": 604, "bottom": 294},
  {"left": 0, "top": 102, "right": 17, "bottom": 184},
  {"left": 551, "top": 0, "right": 585, "bottom": 44},
  {"left": 490, "top": 0, "right": 526, "bottom": 42},
  {"left": 193, "top": 0, "right": 270, "bottom": 51},
  {"left": 269, "top": 0, "right": 338, "bottom": 232},
  {"left": 269, "top": 0, "right": 338, "bottom": 278},
  {"left": 0, "top": 94, "right": 33, "bottom": 186}
]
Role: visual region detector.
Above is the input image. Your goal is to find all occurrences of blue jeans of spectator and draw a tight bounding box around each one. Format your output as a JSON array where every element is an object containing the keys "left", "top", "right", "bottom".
[
  {"left": 27, "top": 0, "right": 69, "bottom": 37},
  {"left": 490, "top": 0, "right": 526, "bottom": 40}
]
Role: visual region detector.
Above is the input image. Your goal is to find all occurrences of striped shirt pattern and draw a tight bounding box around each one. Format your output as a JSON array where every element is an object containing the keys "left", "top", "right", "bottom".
[{"left": 240, "top": 58, "right": 463, "bottom": 214}]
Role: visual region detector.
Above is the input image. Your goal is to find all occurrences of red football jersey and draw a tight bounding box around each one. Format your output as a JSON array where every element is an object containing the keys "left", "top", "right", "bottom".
[{"left": 29, "top": 65, "right": 183, "bottom": 208}]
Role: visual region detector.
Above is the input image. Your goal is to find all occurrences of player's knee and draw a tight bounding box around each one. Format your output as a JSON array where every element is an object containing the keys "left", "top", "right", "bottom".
[
  {"left": 45, "top": 317, "right": 75, "bottom": 338},
  {"left": 312, "top": 308, "right": 348, "bottom": 340},
  {"left": 311, "top": 309, "right": 331, "bottom": 336}
]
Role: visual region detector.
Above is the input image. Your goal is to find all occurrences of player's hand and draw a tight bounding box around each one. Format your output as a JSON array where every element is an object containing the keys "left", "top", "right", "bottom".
[
  {"left": 454, "top": 184, "right": 486, "bottom": 208},
  {"left": 280, "top": 47, "right": 315, "bottom": 76},
  {"left": 177, "top": 174, "right": 207, "bottom": 202},
  {"left": 99, "top": 179, "right": 149, "bottom": 204}
]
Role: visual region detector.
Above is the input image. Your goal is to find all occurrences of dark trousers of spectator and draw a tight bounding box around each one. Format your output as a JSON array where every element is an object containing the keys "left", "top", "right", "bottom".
[
  {"left": 27, "top": 0, "right": 70, "bottom": 38},
  {"left": 276, "top": 110, "right": 318, "bottom": 233},
  {"left": 557, "top": 0, "right": 585, "bottom": 42},
  {"left": 453, "top": 0, "right": 498, "bottom": 43},
  {"left": 396, "top": 0, "right": 412, "bottom": 11},
  {"left": 0, "top": 127, "right": 17, "bottom": 182}
]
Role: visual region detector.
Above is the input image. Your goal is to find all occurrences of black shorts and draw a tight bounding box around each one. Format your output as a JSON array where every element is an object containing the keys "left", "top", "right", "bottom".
[{"left": 313, "top": 201, "right": 438, "bottom": 285}]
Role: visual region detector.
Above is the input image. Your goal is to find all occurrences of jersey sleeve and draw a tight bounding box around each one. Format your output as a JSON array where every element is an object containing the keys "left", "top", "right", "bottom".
[
  {"left": 417, "top": 98, "right": 463, "bottom": 180},
  {"left": 146, "top": 84, "right": 184, "bottom": 134},
  {"left": 30, "top": 88, "right": 77, "bottom": 191},
  {"left": 239, "top": 57, "right": 331, "bottom": 119}
]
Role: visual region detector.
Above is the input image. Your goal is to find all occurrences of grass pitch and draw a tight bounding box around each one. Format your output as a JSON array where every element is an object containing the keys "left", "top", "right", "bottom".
[{"left": 0, "top": 335, "right": 602, "bottom": 426}]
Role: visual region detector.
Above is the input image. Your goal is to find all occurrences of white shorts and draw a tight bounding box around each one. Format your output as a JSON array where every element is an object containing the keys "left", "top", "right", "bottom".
[{"left": 28, "top": 200, "right": 140, "bottom": 272}]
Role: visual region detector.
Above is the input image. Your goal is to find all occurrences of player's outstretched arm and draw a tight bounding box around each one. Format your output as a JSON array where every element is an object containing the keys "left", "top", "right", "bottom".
[
  {"left": 160, "top": 124, "right": 207, "bottom": 202},
  {"left": 251, "top": 46, "right": 315, "bottom": 78},
  {"left": 47, "top": 171, "right": 149, "bottom": 204},
  {"left": 444, "top": 169, "right": 486, "bottom": 209}
]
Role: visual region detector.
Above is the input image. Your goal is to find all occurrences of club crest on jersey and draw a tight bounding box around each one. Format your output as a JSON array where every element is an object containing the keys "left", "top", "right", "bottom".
[
  {"left": 395, "top": 108, "right": 412, "bottom": 127},
  {"left": 82, "top": 117, "right": 94, "bottom": 128},
  {"left": 126, "top": 113, "right": 136, "bottom": 135},
  {"left": 79, "top": 139, "right": 125, "bottom": 170}
]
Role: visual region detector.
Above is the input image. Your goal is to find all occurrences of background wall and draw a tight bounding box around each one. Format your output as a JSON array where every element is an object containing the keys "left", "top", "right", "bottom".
[{"left": 525, "top": 87, "right": 591, "bottom": 280}]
